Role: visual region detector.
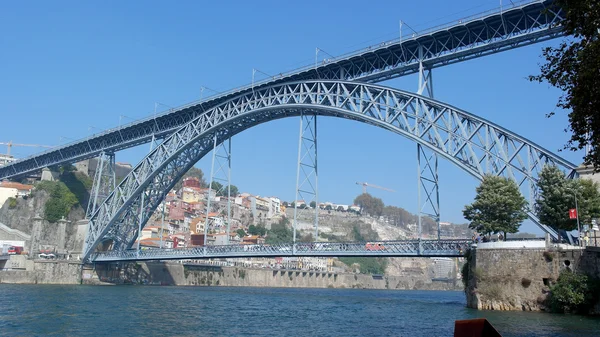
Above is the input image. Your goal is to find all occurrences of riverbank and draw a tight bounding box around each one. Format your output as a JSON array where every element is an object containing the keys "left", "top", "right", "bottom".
[
  {"left": 0, "top": 256, "right": 460, "bottom": 290},
  {"left": 464, "top": 243, "right": 600, "bottom": 312}
]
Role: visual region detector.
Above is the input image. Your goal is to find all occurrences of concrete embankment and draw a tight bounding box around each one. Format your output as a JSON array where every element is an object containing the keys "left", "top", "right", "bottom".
[
  {"left": 0, "top": 255, "right": 82, "bottom": 284},
  {"left": 86, "top": 261, "right": 459, "bottom": 290},
  {"left": 1, "top": 255, "right": 460, "bottom": 290},
  {"left": 464, "top": 243, "right": 600, "bottom": 311}
]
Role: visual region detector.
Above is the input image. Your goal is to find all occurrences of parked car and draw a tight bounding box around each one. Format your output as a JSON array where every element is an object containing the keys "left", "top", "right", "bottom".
[{"left": 8, "top": 246, "right": 23, "bottom": 255}]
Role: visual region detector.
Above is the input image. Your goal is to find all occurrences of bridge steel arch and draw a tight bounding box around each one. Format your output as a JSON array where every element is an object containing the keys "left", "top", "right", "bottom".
[
  {"left": 83, "top": 80, "right": 576, "bottom": 261},
  {"left": 0, "top": 0, "right": 565, "bottom": 181}
]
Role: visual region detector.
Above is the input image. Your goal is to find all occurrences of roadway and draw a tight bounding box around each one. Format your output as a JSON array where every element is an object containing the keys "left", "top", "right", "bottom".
[{"left": 91, "top": 239, "right": 471, "bottom": 262}]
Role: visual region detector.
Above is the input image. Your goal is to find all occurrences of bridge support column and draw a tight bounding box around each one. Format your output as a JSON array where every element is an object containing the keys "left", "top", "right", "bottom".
[
  {"left": 86, "top": 151, "right": 116, "bottom": 219},
  {"left": 416, "top": 55, "right": 441, "bottom": 241},
  {"left": 293, "top": 112, "right": 319, "bottom": 245},
  {"left": 204, "top": 135, "right": 232, "bottom": 246}
]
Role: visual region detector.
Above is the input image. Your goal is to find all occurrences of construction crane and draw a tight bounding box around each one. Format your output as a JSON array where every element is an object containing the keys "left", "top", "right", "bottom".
[
  {"left": 356, "top": 182, "right": 395, "bottom": 194},
  {"left": 0, "top": 141, "right": 53, "bottom": 156}
]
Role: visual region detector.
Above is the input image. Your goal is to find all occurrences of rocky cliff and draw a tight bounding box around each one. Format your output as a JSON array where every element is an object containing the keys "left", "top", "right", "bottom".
[{"left": 0, "top": 189, "right": 85, "bottom": 254}]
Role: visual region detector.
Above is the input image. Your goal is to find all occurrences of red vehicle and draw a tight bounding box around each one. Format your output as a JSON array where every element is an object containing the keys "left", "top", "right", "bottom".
[
  {"left": 8, "top": 246, "right": 23, "bottom": 255},
  {"left": 365, "top": 242, "right": 386, "bottom": 251}
]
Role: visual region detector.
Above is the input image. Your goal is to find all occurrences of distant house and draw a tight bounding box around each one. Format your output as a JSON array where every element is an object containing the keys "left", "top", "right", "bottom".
[{"left": 0, "top": 181, "right": 33, "bottom": 208}]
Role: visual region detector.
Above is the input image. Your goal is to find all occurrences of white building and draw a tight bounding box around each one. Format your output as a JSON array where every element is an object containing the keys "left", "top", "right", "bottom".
[
  {"left": 0, "top": 182, "right": 33, "bottom": 208},
  {"left": 0, "top": 154, "right": 16, "bottom": 167},
  {"left": 268, "top": 197, "right": 281, "bottom": 218}
]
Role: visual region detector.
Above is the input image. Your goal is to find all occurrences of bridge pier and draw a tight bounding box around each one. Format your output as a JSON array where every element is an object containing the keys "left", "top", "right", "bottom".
[
  {"left": 86, "top": 151, "right": 116, "bottom": 219},
  {"left": 416, "top": 55, "right": 441, "bottom": 241},
  {"left": 204, "top": 135, "right": 232, "bottom": 246},
  {"left": 293, "top": 112, "right": 319, "bottom": 243}
]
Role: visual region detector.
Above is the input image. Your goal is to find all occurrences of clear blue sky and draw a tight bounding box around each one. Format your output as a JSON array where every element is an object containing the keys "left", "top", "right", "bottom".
[{"left": 0, "top": 1, "right": 583, "bottom": 234}]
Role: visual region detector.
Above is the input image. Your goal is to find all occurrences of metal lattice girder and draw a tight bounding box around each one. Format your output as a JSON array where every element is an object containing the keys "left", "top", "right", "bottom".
[
  {"left": 293, "top": 112, "right": 319, "bottom": 242},
  {"left": 86, "top": 152, "right": 116, "bottom": 219},
  {"left": 0, "top": 1, "right": 565, "bottom": 181},
  {"left": 82, "top": 80, "right": 576, "bottom": 261},
  {"left": 204, "top": 136, "right": 232, "bottom": 245},
  {"left": 416, "top": 61, "right": 441, "bottom": 241},
  {"left": 90, "top": 239, "right": 472, "bottom": 262}
]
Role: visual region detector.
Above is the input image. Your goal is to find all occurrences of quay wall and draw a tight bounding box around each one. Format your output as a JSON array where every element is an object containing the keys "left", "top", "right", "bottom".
[
  {"left": 464, "top": 246, "right": 600, "bottom": 311},
  {"left": 0, "top": 256, "right": 82, "bottom": 284},
  {"left": 88, "top": 262, "right": 460, "bottom": 290},
  {"left": 0, "top": 255, "right": 459, "bottom": 290}
]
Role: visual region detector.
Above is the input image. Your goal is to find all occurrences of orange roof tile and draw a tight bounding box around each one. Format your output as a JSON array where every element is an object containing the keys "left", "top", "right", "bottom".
[{"left": 1, "top": 182, "right": 33, "bottom": 191}]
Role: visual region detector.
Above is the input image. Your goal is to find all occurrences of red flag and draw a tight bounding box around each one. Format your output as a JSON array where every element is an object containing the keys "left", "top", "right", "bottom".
[{"left": 569, "top": 209, "right": 578, "bottom": 220}]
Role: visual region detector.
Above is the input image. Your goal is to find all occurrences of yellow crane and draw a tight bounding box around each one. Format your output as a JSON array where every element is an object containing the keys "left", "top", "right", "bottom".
[
  {"left": 355, "top": 182, "right": 395, "bottom": 194},
  {"left": 0, "top": 141, "right": 53, "bottom": 156}
]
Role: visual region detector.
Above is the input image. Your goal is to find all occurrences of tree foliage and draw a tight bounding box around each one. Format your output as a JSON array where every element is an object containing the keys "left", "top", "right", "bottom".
[
  {"left": 535, "top": 165, "right": 577, "bottom": 230},
  {"left": 222, "top": 184, "right": 239, "bottom": 197},
  {"left": 549, "top": 270, "right": 600, "bottom": 314},
  {"left": 248, "top": 224, "right": 267, "bottom": 236},
  {"left": 265, "top": 217, "right": 293, "bottom": 244},
  {"left": 463, "top": 175, "right": 527, "bottom": 235},
  {"left": 535, "top": 165, "right": 600, "bottom": 231},
  {"left": 353, "top": 193, "right": 384, "bottom": 216},
  {"left": 37, "top": 181, "right": 78, "bottom": 223},
  {"left": 236, "top": 228, "right": 246, "bottom": 237},
  {"left": 529, "top": 0, "right": 600, "bottom": 168},
  {"left": 338, "top": 257, "right": 388, "bottom": 275},
  {"left": 310, "top": 201, "right": 316, "bottom": 208}
]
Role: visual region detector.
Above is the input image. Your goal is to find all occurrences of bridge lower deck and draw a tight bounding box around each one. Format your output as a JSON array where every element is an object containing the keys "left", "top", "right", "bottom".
[{"left": 91, "top": 240, "right": 471, "bottom": 262}]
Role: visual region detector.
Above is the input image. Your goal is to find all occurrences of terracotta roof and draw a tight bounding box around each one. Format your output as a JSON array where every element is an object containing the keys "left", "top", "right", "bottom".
[{"left": 1, "top": 182, "right": 33, "bottom": 191}]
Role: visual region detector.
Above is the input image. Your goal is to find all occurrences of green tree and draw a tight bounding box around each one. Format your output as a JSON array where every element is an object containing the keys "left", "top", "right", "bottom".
[
  {"left": 309, "top": 201, "right": 316, "bottom": 208},
  {"left": 577, "top": 179, "right": 600, "bottom": 226},
  {"left": 236, "top": 228, "right": 246, "bottom": 237},
  {"left": 37, "top": 181, "right": 78, "bottom": 223},
  {"left": 224, "top": 184, "right": 239, "bottom": 197},
  {"left": 265, "top": 218, "right": 293, "bottom": 244},
  {"left": 210, "top": 181, "right": 224, "bottom": 196},
  {"left": 536, "top": 165, "right": 600, "bottom": 231},
  {"left": 353, "top": 193, "right": 384, "bottom": 216},
  {"left": 529, "top": 0, "right": 600, "bottom": 168},
  {"left": 248, "top": 224, "right": 266, "bottom": 236},
  {"left": 535, "top": 165, "right": 577, "bottom": 231},
  {"left": 325, "top": 205, "right": 332, "bottom": 211},
  {"left": 338, "top": 257, "right": 388, "bottom": 274},
  {"left": 549, "top": 270, "right": 600, "bottom": 313},
  {"left": 463, "top": 175, "right": 527, "bottom": 236},
  {"left": 336, "top": 205, "right": 344, "bottom": 212}
]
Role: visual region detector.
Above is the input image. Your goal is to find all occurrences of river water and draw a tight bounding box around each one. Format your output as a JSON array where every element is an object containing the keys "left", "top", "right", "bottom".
[{"left": 0, "top": 285, "right": 599, "bottom": 336}]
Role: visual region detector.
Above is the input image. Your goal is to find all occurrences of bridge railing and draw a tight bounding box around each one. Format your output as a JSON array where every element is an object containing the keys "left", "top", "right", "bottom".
[{"left": 90, "top": 239, "right": 472, "bottom": 262}]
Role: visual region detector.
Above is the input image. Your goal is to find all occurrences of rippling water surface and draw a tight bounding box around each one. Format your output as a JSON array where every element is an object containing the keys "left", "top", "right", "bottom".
[{"left": 1, "top": 285, "right": 599, "bottom": 336}]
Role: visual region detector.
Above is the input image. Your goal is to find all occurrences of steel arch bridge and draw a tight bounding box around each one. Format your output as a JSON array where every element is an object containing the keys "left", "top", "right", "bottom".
[
  {"left": 0, "top": 0, "right": 564, "bottom": 181},
  {"left": 86, "top": 80, "right": 576, "bottom": 262}
]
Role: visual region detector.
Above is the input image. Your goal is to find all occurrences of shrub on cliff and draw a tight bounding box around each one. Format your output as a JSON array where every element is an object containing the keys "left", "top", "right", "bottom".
[
  {"left": 549, "top": 270, "right": 600, "bottom": 314},
  {"left": 36, "top": 181, "right": 78, "bottom": 223},
  {"left": 7, "top": 197, "right": 17, "bottom": 209}
]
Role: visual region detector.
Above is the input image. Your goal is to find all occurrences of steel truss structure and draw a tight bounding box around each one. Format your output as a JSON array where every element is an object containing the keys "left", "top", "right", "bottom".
[
  {"left": 416, "top": 59, "right": 441, "bottom": 241},
  {"left": 204, "top": 137, "right": 232, "bottom": 245},
  {"left": 293, "top": 113, "right": 319, "bottom": 242},
  {"left": 0, "top": 1, "right": 565, "bottom": 181},
  {"left": 85, "top": 152, "right": 116, "bottom": 219},
  {"left": 83, "top": 80, "right": 576, "bottom": 261},
  {"left": 91, "top": 239, "right": 472, "bottom": 262}
]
